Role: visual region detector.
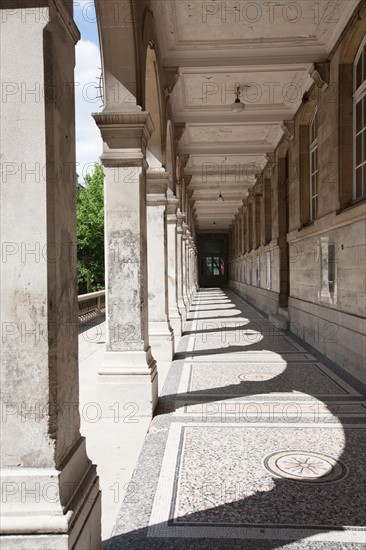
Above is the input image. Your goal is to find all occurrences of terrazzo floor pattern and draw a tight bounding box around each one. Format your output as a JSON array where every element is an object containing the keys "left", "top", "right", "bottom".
[{"left": 106, "top": 288, "right": 366, "bottom": 549}]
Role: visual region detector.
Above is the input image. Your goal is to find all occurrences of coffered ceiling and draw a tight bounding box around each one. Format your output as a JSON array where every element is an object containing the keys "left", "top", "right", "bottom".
[{"left": 151, "top": 0, "right": 361, "bottom": 231}]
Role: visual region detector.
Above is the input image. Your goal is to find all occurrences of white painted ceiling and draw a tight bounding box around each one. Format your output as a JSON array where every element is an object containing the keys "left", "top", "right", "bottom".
[{"left": 152, "top": 0, "right": 361, "bottom": 231}]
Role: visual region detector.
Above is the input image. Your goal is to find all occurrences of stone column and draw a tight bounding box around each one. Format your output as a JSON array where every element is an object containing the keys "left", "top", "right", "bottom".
[
  {"left": 191, "top": 246, "right": 197, "bottom": 290},
  {"left": 187, "top": 231, "right": 194, "bottom": 299},
  {"left": 93, "top": 111, "right": 158, "bottom": 417},
  {"left": 190, "top": 239, "right": 196, "bottom": 296},
  {"left": 0, "top": 3, "right": 101, "bottom": 547},
  {"left": 187, "top": 236, "right": 192, "bottom": 299},
  {"left": 192, "top": 245, "right": 197, "bottom": 295},
  {"left": 233, "top": 223, "right": 237, "bottom": 279},
  {"left": 248, "top": 189, "right": 254, "bottom": 251},
  {"left": 243, "top": 207, "right": 248, "bottom": 254},
  {"left": 182, "top": 223, "right": 191, "bottom": 310},
  {"left": 166, "top": 192, "right": 183, "bottom": 338},
  {"left": 239, "top": 210, "right": 244, "bottom": 282},
  {"left": 235, "top": 218, "right": 239, "bottom": 279},
  {"left": 194, "top": 246, "right": 199, "bottom": 289},
  {"left": 146, "top": 171, "right": 174, "bottom": 363},
  {"left": 234, "top": 218, "right": 237, "bottom": 258},
  {"left": 239, "top": 211, "right": 243, "bottom": 255},
  {"left": 176, "top": 211, "right": 187, "bottom": 322}
]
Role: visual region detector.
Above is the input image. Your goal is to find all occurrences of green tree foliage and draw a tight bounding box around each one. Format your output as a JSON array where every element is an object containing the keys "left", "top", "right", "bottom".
[{"left": 77, "top": 162, "right": 105, "bottom": 293}]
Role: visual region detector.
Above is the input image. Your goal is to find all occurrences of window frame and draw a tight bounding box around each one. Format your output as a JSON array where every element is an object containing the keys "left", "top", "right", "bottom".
[
  {"left": 256, "top": 256, "right": 261, "bottom": 287},
  {"left": 353, "top": 35, "right": 366, "bottom": 199},
  {"left": 265, "top": 251, "right": 271, "bottom": 290},
  {"left": 309, "top": 108, "right": 319, "bottom": 221}
]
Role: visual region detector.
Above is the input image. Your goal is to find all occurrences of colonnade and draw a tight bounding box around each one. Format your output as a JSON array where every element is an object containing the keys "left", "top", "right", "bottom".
[
  {"left": 93, "top": 112, "right": 198, "bottom": 417},
  {"left": 0, "top": 3, "right": 197, "bottom": 547}
]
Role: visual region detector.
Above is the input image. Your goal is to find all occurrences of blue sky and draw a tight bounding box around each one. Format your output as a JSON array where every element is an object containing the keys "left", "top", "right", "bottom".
[
  {"left": 74, "top": 1, "right": 102, "bottom": 181},
  {"left": 74, "top": 1, "right": 99, "bottom": 44}
]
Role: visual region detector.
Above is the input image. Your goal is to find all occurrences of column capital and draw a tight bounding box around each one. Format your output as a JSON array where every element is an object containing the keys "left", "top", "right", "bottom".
[
  {"left": 265, "top": 152, "right": 276, "bottom": 168},
  {"left": 146, "top": 171, "right": 170, "bottom": 205},
  {"left": 164, "top": 67, "right": 179, "bottom": 95},
  {"left": 181, "top": 154, "right": 190, "bottom": 168},
  {"left": 254, "top": 183, "right": 263, "bottom": 198},
  {"left": 174, "top": 123, "right": 186, "bottom": 143},
  {"left": 93, "top": 111, "right": 154, "bottom": 165},
  {"left": 247, "top": 187, "right": 254, "bottom": 203},
  {"left": 182, "top": 222, "right": 189, "bottom": 238},
  {"left": 177, "top": 211, "right": 186, "bottom": 232},
  {"left": 309, "top": 62, "right": 330, "bottom": 92},
  {"left": 281, "top": 120, "right": 295, "bottom": 142},
  {"left": 166, "top": 189, "right": 179, "bottom": 218},
  {"left": 184, "top": 174, "right": 193, "bottom": 186}
]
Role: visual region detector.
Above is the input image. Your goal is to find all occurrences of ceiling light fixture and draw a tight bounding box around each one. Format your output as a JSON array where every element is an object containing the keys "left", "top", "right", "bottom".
[
  {"left": 231, "top": 85, "right": 245, "bottom": 113},
  {"left": 217, "top": 190, "right": 224, "bottom": 202}
]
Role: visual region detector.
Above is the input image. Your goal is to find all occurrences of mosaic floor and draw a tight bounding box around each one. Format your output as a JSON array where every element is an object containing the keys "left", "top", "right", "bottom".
[{"left": 107, "top": 289, "right": 366, "bottom": 550}]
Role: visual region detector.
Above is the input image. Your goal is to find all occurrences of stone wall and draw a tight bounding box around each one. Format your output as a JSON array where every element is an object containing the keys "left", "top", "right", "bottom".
[{"left": 229, "top": 10, "right": 366, "bottom": 383}]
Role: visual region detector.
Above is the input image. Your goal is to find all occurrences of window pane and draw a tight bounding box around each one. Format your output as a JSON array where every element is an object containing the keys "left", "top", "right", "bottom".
[
  {"left": 220, "top": 258, "right": 225, "bottom": 276},
  {"left": 213, "top": 257, "right": 220, "bottom": 275},
  {"left": 363, "top": 46, "right": 366, "bottom": 84},
  {"left": 328, "top": 244, "right": 335, "bottom": 291},
  {"left": 356, "top": 99, "right": 362, "bottom": 133},
  {"left": 356, "top": 133, "right": 362, "bottom": 165},
  {"left": 314, "top": 197, "right": 318, "bottom": 219},
  {"left": 206, "top": 257, "right": 213, "bottom": 275},
  {"left": 363, "top": 129, "right": 366, "bottom": 160},
  {"left": 364, "top": 96, "right": 366, "bottom": 128},
  {"left": 356, "top": 55, "right": 362, "bottom": 89},
  {"left": 356, "top": 167, "right": 363, "bottom": 197},
  {"left": 363, "top": 165, "right": 366, "bottom": 196}
]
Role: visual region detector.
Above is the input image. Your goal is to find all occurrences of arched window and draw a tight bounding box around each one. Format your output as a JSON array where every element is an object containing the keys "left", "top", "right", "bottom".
[
  {"left": 354, "top": 36, "right": 366, "bottom": 198},
  {"left": 309, "top": 109, "right": 319, "bottom": 220}
]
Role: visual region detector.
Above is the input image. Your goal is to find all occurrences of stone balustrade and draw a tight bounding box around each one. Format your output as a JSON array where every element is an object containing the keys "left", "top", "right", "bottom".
[{"left": 78, "top": 290, "right": 106, "bottom": 324}]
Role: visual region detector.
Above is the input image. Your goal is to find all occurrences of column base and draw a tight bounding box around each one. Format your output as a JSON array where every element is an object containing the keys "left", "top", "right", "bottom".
[
  {"left": 168, "top": 308, "right": 182, "bottom": 342},
  {"left": 177, "top": 299, "right": 187, "bottom": 323},
  {"left": 183, "top": 293, "right": 191, "bottom": 313},
  {"left": 149, "top": 321, "right": 174, "bottom": 363},
  {"left": 0, "top": 438, "right": 101, "bottom": 550},
  {"left": 98, "top": 349, "right": 158, "bottom": 418}
]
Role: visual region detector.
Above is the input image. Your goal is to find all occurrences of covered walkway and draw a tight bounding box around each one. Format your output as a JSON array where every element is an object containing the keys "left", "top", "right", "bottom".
[
  {"left": 2, "top": 2, "right": 366, "bottom": 547},
  {"left": 106, "top": 288, "right": 365, "bottom": 549}
]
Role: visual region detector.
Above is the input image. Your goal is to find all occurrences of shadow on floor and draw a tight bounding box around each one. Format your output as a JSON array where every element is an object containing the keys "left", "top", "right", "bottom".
[{"left": 104, "top": 289, "right": 366, "bottom": 550}]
